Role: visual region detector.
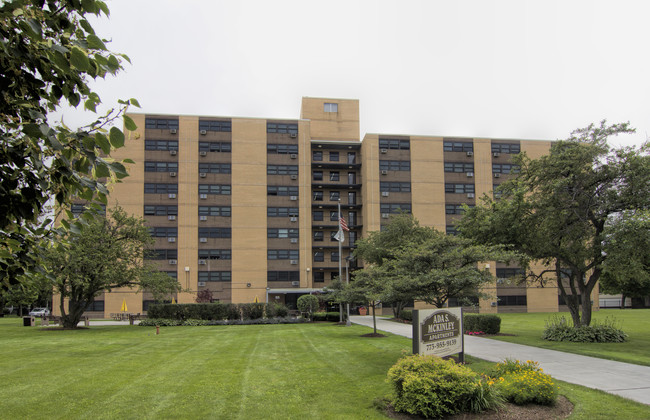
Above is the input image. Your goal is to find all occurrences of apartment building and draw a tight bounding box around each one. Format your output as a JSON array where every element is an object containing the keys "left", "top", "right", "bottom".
[{"left": 56, "top": 97, "right": 595, "bottom": 317}]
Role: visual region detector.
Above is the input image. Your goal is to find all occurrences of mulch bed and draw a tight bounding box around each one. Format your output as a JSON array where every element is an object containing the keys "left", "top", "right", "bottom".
[
  {"left": 361, "top": 333, "right": 387, "bottom": 337},
  {"left": 386, "top": 396, "right": 573, "bottom": 419}
]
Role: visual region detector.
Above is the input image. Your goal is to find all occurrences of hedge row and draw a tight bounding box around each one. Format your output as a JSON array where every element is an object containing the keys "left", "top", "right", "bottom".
[
  {"left": 147, "top": 302, "right": 289, "bottom": 321},
  {"left": 139, "top": 317, "right": 307, "bottom": 327},
  {"left": 463, "top": 314, "right": 501, "bottom": 334},
  {"left": 312, "top": 312, "right": 343, "bottom": 322}
]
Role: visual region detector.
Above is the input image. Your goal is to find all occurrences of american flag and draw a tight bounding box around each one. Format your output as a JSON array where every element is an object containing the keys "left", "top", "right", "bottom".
[{"left": 339, "top": 216, "right": 350, "bottom": 232}]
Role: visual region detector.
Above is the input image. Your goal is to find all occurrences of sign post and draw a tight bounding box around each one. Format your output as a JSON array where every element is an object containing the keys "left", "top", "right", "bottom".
[{"left": 413, "top": 307, "right": 464, "bottom": 362}]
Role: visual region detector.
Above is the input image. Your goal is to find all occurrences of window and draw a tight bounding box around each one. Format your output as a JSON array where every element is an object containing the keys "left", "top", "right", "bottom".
[
  {"left": 380, "top": 182, "right": 411, "bottom": 192},
  {"left": 330, "top": 231, "right": 339, "bottom": 241},
  {"left": 492, "top": 164, "right": 520, "bottom": 174},
  {"left": 267, "top": 122, "right": 298, "bottom": 134},
  {"left": 347, "top": 152, "right": 356, "bottom": 164},
  {"left": 331, "top": 252, "right": 339, "bottom": 262},
  {"left": 144, "top": 205, "right": 177, "bottom": 216},
  {"left": 199, "top": 184, "right": 231, "bottom": 195},
  {"left": 497, "top": 295, "right": 527, "bottom": 306},
  {"left": 380, "top": 203, "right": 411, "bottom": 214},
  {"left": 444, "top": 162, "right": 474, "bottom": 173},
  {"left": 145, "top": 161, "right": 178, "bottom": 172},
  {"left": 313, "top": 171, "right": 323, "bottom": 181},
  {"left": 348, "top": 211, "right": 357, "bottom": 225},
  {"left": 379, "top": 138, "right": 410, "bottom": 150},
  {"left": 199, "top": 120, "right": 232, "bottom": 132},
  {"left": 313, "top": 272, "right": 325, "bottom": 283},
  {"left": 329, "top": 171, "right": 339, "bottom": 181},
  {"left": 329, "top": 151, "right": 339, "bottom": 161},
  {"left": 379, "top": 160, "right": 410, "bottom": 171},
  {"left": 86, "top": 300, "right": 105, "bottom": 311},
  {"left": 198, "top": 271, "right": 232, "bottom": 282},
  {"left": 348, "top": 192, "right": 356, "bottom": 205},
  {"left": 330, "top": 211, "right": 339, "bottom": 221},
  {"left": 199, "top": 142, "right": 232, "bottom": 153},
  {"left": 70, "top": 203, "right": 105, "bottom": 216},
  {"left": 198, "top": 227, "right": 231, "bottom": 238},
  {"left": 267, "top": 207, "right": 299, "bottom": 217},
  {"left": 313, "top": 211, "right": 323, "bottom": 221},
  {"left": 149, "top": 227, "right": 177, "bottom": 238},
  {"left": 443, "top": 140, "right": 473, "bottom": 152},
  {"left": 347, "top": 172, "right": 356, "bottom": 184},
  {"left": 268, "top": 228, "right": 299, "bottom": 238},
  {"left": 145, "top": 183, "right": 178, "bottom": 194},
  {"left": 349, "top": 231, "right": 357, "bottom": 247},
  {"left": 145, "top": 118, "right": 179, "bottom": 130},
  {"left": 267, "top": 165, "right": 298, "bottom": 175},
  {"left": 313, "top": 191, "right": 323, "bottom": 201},
  {"left": 198, "top": 249, "right": 231, "bottom": 260},
  {"left": 445, "top": 204, "right": 474, "bottom": 215},
  {"left": 267, "top": 144, "right": 298, "bottom": 154},
  {"left": 198, "top": 163, "right": 231, "bottom": 174},
  {"left": 164, "top": 271, "right": 178, "bottom": 280},
  {"left": 267, "top": 250, "right": 299, "bottom": 260},
  {"left": 198, "top": 206, "right": 231, "bottom": 217},
  {"left": 446, "top": 225, "right": 459, "bottom": 235},
  {"left": 313, "top": 231, "right": 324, "bottom": 241},
  {"left": 444, "top": 183, "right": 475, "bottom": 194},
  {"left": 313, "top": 251, "right": 324, "bottom": 262},
  {"left": 312, "top": 151, "right": 323, "bottom": 161},
  {"left": 145, "top": 249, "right": 177, "bottom": 260},
  {"left": 330, "top": 191, "right": 340, "bottom": 201},
  {"left": 268, "top": 271, "right": 299, "bottom": 282},
  {"left": 324, "top": 103, "right": 338, "bottom": 112},
  {"left": 496, "top": 268, "right": 525, "bottom": 279},
  {"left": 267, "top": 186, "right": 298, "bottom": 196},
  {"left": 145, "top": 140, "right": 178, "bottom": 151},
  {"left": 492, "top": 143, "right": 520, "bottom": 154}
]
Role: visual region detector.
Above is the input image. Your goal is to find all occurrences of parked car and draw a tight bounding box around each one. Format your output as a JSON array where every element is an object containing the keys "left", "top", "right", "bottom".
[{"left": 28, "top": 308, "right": 50, "bottom": 317}]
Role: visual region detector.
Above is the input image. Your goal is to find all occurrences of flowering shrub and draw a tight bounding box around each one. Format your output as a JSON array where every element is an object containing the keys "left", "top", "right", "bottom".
[
  {"left": 466, "top": 331, "right": 485, "bottom": 336},
  {"left": 489, "top": 359, "right": 558, "bottom": 406}
]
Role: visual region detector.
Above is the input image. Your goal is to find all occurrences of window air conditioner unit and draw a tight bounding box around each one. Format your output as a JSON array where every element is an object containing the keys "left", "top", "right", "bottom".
[
  {"left": 198, "top": 260, "right": 207, "bottom": 265},
  {"left": 493, "top": 152, "right": 500, "bottom": 157},
  {"left": 290, "top": 195, "right": 298, "bottom": 201},
  {"left": 200, "top": 130, "right": 207, "bottom": 135},
  {"left": 290, "top": 238, "right": 298, "bottom": 244},
  {"left": 199, "top": 173, "right": 207, "bottom": 178},
  {"left": 168, "top": 215, "right": 176, "bottom": 221},
  {"left": 168, "top": 193, "right": 176, "bottom": 199},
  {"left": 197, "top": 281, "right": 206, "bottom": 287},
  {"left": 291, "top": 281, "right": 300, "bottom": 286},
  {"left": 381, "top": 213, "right": 390, "bottom": 219},
  {"left": 168, "top": 259, "right": 177, "bottom": 265},
  {"left": 290, "top": 260, "right": 298, "bottom": 265},
  {"left": 380, "top": 149, "right": 388, "bottom": 154},
  {"left": 290, "top": 216, "right": 298, "bottom": 222},
  {"left": 381, "top": 170, "right": 388, "bottom": 175},
  {"left": 494, "top": 173, "right": 501, "bottom": 178},
  {"left": 290, "top": 154, "right": 297, "bottom": 159},
  {"left": 290, "top": 175, "right": 298, "bottom": 180},
  {"left": 290, "top": 133, "right": 298, "bottom": 138},
  {"left": 170, "top": 129, "right": 177, "bottom": 134},
  {"left": 199, "top": 194, "right": 208, "bottom": 200},
  {"left": 199, "top": 215, "right": 208, "bottom": 221},
  {"left": 381, "top": 191, "right": 389, "bottom": 197},
  {"left": 466, "top": 172, "right": 474, "bottom": 178},
  {"left": 491, "top": 301, "right": 497, "bottom": 307},
  {"left": 467, "top": 193, "right": 475, "bottom": 199},
  {"left": 200, "top": 151, "right": 207, "bottom": 156},
  {"left": 167, "top": 237, "right": 176, "bottom": 243},
  {"left": 169, "top": 150, "right": 177, "bottom": 156},
  {"left": 466, "top": 151, "right": 474, "bottom": 157},
  {"left": 199, "top": 237, "right": 208, "bottom": 243},
  {"left": 169, "top": 172, "right": 177, "bottom": 177}
]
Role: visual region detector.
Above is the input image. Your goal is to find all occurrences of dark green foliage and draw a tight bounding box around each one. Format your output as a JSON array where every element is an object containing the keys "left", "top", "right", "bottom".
[
  {"left": 265, "top": 302, "right": 289, "bottom": 318},
  {"left": 312, "top": 312, "right": 327, "bottom": 321},
  {"left": 139, "top": 317, "right": 307, "bottom": 327},
  {"left": 240, "top": 303, "right": 265, "bottom": 320},
  {"left": 297, "top": 295, "right": 319, "bottom": 318},
  {"left": 147, "top": 302, "right": 292, "bottom": 322},
  {"left": 387, "top": 354, "right": 502, "bottom": 418},
  {"left": 464, "top": 314, "right": 501, "bottom": 334},
  {"left": 313, "top": 312, "right": 342, "bottom": 322},
  {"left": 542, "top": 316, "right": 627, "bottom": 343},
  {"left": 398, "top": 309, "right": 412, "bottom": 322}
]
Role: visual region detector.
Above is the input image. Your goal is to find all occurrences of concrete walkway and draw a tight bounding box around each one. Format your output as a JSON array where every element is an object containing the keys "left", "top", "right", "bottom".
[{"left": 350, "top": 315, "right": 650, "bottom": 406}]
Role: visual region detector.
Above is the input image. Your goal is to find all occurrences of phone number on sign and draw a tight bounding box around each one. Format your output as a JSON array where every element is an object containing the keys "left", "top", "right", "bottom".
[{"left": 425, "top": 339, "right": 457, "bottom": 351}]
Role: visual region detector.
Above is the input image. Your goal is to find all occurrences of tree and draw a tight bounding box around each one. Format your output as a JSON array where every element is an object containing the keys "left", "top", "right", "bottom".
[
  {"left": 195, "top": 289, "right": 214, "bottom": 303},
  {"left": 458, "top": 121, "right": 649, "bottom": 326},
  {"left": 44, "top": 207, "right": 181, "bottom": 328},
  {"left": 340, "top": 265, "right": 390, "bottom": 334},
  {"left": 297, "top": 294, "right": 319, "bottom": 319},
  {"left": 599, "top": 211, "right": 650, "bottom": 307},
  {"left": 0, "top": 0, "right": 139, "bottom": 297}
]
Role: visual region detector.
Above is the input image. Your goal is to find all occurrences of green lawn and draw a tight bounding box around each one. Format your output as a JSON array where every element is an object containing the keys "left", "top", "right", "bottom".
[
  {"left": 1, "top": 318, "right": 649, "bottom": 419},
  {"left": 486, "top": 309, "right": 650, "bottom": 366}
]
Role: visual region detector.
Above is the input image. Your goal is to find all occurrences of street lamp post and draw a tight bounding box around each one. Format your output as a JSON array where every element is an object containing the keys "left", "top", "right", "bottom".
[{"left": 345, "top": 256, "right": 352, "bottom": 326}]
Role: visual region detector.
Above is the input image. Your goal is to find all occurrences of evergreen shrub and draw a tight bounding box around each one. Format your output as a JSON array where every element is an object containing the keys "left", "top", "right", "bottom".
[
  {"left": 464, "top": 314, "right": 501, "bottom": 334},
  {"left": 542, "top": 316, "right": 627, "bottom": 343},
  {"left": 399, "top": 310, "right": 412, "bottom": 322}
]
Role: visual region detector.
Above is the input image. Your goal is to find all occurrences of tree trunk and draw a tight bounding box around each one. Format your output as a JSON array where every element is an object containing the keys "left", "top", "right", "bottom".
[
  {"left": 620, "top": 293, "right": 626, "bottom": 309},
  {"left": 372, "top": 302, "right": 377, "bottom": 334}
]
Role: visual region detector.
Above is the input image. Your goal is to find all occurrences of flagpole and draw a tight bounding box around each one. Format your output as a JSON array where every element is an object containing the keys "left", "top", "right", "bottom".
[{"left": 338, "top": 200, "right": 343, "bottom": 323}]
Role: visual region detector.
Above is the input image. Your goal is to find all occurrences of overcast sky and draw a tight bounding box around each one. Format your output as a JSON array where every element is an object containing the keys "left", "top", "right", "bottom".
[{"left": 56, "top": 0, "right": 649, "bottom": 148}]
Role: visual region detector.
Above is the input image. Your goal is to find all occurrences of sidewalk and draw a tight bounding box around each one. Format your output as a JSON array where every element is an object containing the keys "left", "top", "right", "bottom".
[{"left": 350, "top": 315, "right": 650, "bottom": 405}]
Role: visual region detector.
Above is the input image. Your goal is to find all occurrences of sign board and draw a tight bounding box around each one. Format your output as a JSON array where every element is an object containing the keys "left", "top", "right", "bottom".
[{"left": 412, "top": 307, "right": 464, "bottom": 359}]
